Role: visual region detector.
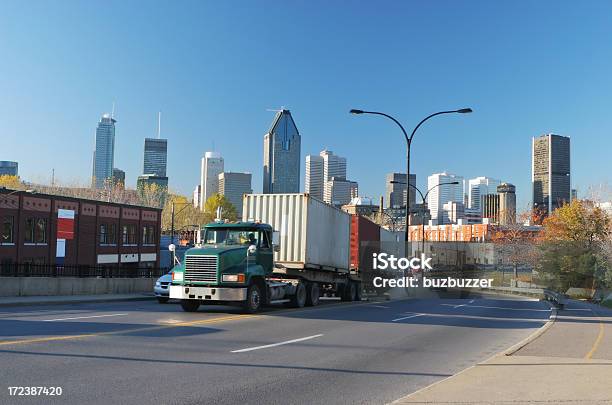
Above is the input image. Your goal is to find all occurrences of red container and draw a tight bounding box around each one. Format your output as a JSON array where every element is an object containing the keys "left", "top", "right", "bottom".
[{"left": 350, "top": 215, "right": 381, "bottom": 271}]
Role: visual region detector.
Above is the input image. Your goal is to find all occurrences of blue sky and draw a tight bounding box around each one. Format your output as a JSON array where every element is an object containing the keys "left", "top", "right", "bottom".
[{"left": 1, "top": 0, "right": 611, "bottom": 209}]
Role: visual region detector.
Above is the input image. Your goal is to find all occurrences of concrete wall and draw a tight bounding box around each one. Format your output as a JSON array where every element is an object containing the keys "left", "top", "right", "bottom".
[{"left": 0, "top": 277, "right": 156, "bottom": 297}]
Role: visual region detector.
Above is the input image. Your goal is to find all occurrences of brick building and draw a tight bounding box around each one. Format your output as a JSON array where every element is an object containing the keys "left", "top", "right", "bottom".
[{"left": 0, "top": 189, "right": 162, "bottom": 269}]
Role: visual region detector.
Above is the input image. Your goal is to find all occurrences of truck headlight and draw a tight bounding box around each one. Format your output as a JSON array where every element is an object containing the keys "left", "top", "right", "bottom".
[
  {"left": 172, "top": 272, "right": 184, "bottom": 282},
  {"left": 222, "top": 274, "right": 245, "bottom": 283}
]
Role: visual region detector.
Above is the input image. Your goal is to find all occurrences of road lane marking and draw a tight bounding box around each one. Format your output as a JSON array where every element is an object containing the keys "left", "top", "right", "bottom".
[
  {"left": 42, "top": 313, "right": 128, "bottom": 322},
  {"left": 469, "top": 299, "right": 475, "bottom": 304},
  {"left": 372, "top": 305, "right": 391, "bottom": 309},
  {"left": 392, "top": 313, "right": 424, "bottom": 322},
  {"left": 440, "top": 303, "right": 551, "bottom": 312},
  {"left": 453, "top": 304, "right": 466, "bottom": 309},
  {"left": 231, "top": 334, "right": 323, "bottom": 353},
  {"left": 585, "top": 310, "right": 605, "bottom": 360},
  {"left": 0, "top": 314, "right": 256, "bottom": 347}
]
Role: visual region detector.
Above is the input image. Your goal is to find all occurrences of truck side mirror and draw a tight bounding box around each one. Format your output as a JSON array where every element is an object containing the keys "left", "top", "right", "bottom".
[{"left": 272, "top": 231, "right": 280, "bottom": 252}]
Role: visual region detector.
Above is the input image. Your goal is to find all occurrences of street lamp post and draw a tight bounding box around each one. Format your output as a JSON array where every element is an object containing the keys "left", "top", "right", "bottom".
[
  {"left": 391, "top": 180, "right": 459, "bottom": 257},
  {"left": 350, "top": 108, "right": 472, "bottom": 243}
]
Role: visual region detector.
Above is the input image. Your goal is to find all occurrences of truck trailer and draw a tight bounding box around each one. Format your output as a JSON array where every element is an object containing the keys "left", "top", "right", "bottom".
[{"left": 169, "top": 193, "right": 361, "bottom": 313}]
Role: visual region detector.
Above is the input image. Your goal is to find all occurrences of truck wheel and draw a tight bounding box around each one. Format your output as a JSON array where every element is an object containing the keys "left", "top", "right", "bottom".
[
  {"left": 180, "top": 300, "right": 200, "bottom": 312},
  {"left": 290, "top": 282, "right": 306, "bottom": 308},
  {"left": 243, "top": 283, "right": 262, "bottom": 313},
  {"left": 354, "top": 282, "right": 362, "bottom": 301},
  {"left": 341, "top": 282, "right": 355, "bottom": 302},
  {"left": 306, "top": 282, "right": 320, "bottom": 306}
]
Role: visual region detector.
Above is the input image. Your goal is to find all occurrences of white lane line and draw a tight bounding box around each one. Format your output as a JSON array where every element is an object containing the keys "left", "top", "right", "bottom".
[
  {"left": 392, "top": 313, "right": 424, "bottom": 322},
  {"left": 372, "top": 305, "right": 391, "bottom": 309},
  {"left": 231, "top": 334, "right": 324, "bottom": 353},
  {"left": 42, "top": 313, "right": 128, "bottom": 322},
  {"left": 440, "top": 304, "right": 551, "bottom": 312},
  {"left": 453, "top": 304, "right": 466, "bottom": 309},
  {"left": 469, "top": 299, "right": 475, "bottom": 304}
]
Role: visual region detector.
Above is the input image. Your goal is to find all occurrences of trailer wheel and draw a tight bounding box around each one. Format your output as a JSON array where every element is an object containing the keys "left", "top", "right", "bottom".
[
  {"left": 290, "top": 282, "right": 307, "bottom": 308},
  {"left": 243, "top": 282, "right": 262, "bottom": 313},
  {"left": 180, "top": 300, "right": 200, "bottom": 312},
  {"left": 341, "top": 282, "right": 356, "bottom": 302},
  {"left": 306, "top": 282, "right": 320, "bottom": 306}
]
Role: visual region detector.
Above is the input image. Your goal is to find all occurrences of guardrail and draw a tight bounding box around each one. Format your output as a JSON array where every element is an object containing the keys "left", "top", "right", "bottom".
[{"left": 0, "top": 264, "right": 169, "bottom": 278}]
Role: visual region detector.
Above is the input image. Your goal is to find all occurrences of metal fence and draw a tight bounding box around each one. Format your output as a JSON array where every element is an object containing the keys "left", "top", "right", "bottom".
[{"left": 0, "top": 263, "right": 169, "bottom": 278}]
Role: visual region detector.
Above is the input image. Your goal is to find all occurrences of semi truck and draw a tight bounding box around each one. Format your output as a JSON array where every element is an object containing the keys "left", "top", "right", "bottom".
[{"left": 169, "top": 193, "right": 361, "bottom": 313}]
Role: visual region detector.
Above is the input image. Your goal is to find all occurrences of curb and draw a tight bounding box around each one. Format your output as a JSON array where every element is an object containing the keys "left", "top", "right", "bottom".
[
  {"left": 503, "top": 301, "right": 557, "bottom": 356},
  {"left": 0, "top": 295, "right": 156, "bottom": 308}
]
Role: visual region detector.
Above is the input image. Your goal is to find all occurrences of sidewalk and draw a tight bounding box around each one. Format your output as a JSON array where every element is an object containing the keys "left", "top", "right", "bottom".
[
  {"left": 393, "top": 300, "right": 612, "bottom": 405},
  {"left": 0, "top": 293, "right": 156, "bottom": 307}
]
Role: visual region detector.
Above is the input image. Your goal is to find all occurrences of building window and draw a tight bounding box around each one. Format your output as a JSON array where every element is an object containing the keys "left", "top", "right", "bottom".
[
  {"left": 25, "top": 218, "right": 35, "bottom": 243},
  {"left": 35, "top": 219, "right": 47, "bottom": 243},
  {"left": 142, "top": 225, "right": 156, "bottom": 245},
  {"left": 1, "top": 216, "right": 14, "bottom": 244},
  {"left": 122, "top": 224, "right": 137, "bottom": 245},
  {"left": 108, "top": 223, "right": 117, "bottom": 244},
  {"left": 100, "top": 224, "right": 107, "bottom": 244}
]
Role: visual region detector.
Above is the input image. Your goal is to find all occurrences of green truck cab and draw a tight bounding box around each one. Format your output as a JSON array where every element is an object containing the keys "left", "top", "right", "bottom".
[{"left": 169, "top": 222, "right": 287, "bottom": 313}]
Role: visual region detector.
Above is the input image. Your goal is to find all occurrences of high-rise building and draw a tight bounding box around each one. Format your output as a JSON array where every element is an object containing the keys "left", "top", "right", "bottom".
[
  {"left": 385, "top": 173, "right": 416, "bottom": 209},
  {"left": 143, "top": 138, "right": 168, "bottom": 177},
  {"left": 112, "top": 168, "right": 125, "bottom": 188},
  {"left": 218, "top": 172, "right": 252, "bottom": 219},
  {"left": 571, "top": 188, "right": 578, "bottom": 201},
  {"left": 532, "top": 134, "right": 570, "bottom": 215},
  {"left": 0, "top": 161, "right": 18, "bottom": 177},
  {"left": 200, "top": 152, "right": 224, "bottom": 209},
  {"left": 324, "top": 177, "right": 358, "bottom": 207},
  {"left": 263, "top": 109, "right": 301, "bottom": 193},
  {"left": 468, "top": 176, "right": 500, "bottom": 213},
  {"left": 92, "top": 113, "right": 116, "bottom": 189},
  {"left": 305, "top": 154, "right": 324, "bottom": 200},
  {"left": 498, "top": 183, "right": 516, "bottom": 225},
  {"left": 193, "top": 185, "right": 201, "bottom": 208},
  {"left": 305, "top": 150, "right": 349, "bottom": 202},
  {"left": 427, "top": 172, "right": 464, "bottom": 225}
]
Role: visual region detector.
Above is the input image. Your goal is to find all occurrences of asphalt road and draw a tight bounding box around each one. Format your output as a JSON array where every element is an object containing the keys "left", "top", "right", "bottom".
[{"left": 0, "top": 293, "right": 551, "bottom": 405}]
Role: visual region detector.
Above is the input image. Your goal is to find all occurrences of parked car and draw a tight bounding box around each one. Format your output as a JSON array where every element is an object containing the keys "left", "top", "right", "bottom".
[{"left": 154, "top": 270, "right": 173, "bottom": 303}]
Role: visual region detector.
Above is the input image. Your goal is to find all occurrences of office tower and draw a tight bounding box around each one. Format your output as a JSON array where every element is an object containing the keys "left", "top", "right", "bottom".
[
  {"left": 482, "top": 194, "right": 500, "bottom": 223},
  {"left": 218, "top": 172, "right": 252, "bottom": 219},
  {"left": 442, "top": 201, "right": 465, "bottom": 224},
  {"left": 305, "top": 154, "right": 324, "bottom": 200},
  {"left": 571, "top": 188, "right": 578, "bottom": 201},
  {"left": 92, "top": 113, "right": 116, "bottom": 189},
  {"left": 137, "top": 174, "right": 168, "bottom": 192},
  {"left": 112, "top": 168, "right": 125, "bottom": 188},
  {"left": 0, "top": 161, "right": 18, "bottom": 176},
  {"left": 193, "top": 185, "right": 201, "bottom": 208},
  {"left": 532, "top": 134, "right": 570, "bottom": 215},
  {"left": 385, "top": 173, "right": 416, "bottom": 209},
  {"left": 427, "top": 172, "right": 464, "bottom": 225},
  {"left": 497, "top": 183, "right": 516, "bottom": 225},
  {"left": 324, "top": 177, "right": 358, "bottom": 207},
  {"left": 200, "top": 152, "right": 224, "bottom": 209},
  {"left": 143, "top": 138, "right": 168, "bottom": 177},
  {"left": 468, "top": 176, "right": 500, "bottom": 212},
  {"left": 306, "top": 150, "right": 348, "bottom": 202},
  {"left": 263, "top": 109, "right": 301, "bottom": 193}
]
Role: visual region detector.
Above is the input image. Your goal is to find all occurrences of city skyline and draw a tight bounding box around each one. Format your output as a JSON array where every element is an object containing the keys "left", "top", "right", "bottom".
[{"left": 3, "top": 2, "right": 611, "bottom": 208}]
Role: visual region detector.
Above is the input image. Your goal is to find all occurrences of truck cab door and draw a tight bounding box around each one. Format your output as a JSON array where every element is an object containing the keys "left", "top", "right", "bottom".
[{"left": 257, "top": 231, "right": 274, "bottom": 274}]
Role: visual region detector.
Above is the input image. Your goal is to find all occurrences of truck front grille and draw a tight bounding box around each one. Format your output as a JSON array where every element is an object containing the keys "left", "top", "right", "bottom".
[{"left": 184, "top": 255, "right": 218, "bottom": 283}]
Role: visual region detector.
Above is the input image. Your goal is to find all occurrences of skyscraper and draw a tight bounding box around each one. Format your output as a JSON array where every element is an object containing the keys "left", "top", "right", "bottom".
[
  {"left": 532, "top": 134, "right": 570, "bottom": 215},
  {"left": 0, "top": 161, "right": 18, "bottom": 177},
  {"left": 143, "top": 138, "right": 168, "bottom": 177},
  {"left": 305, "top": 150, "right": 347, "bottom": 202},
  {"left": 112, "top": 168, "right": 125, "bottom": 188},
  {"left": 305, "top": 154, "right": 324, "bottom": 200},
  {"left": 427, "top": 172, "right": 464, "bottom": 225},
  {"left": 263, "top": 109, "right": 301, "bottom": 193},
  {"left": 498, "top": 183, "right": 516, "bottom": 225},
  {"left": 92, "top": 113, "right": 116, "bottom": 189},
  {"left": 324, "top": 177, "right": 358, "bottom": 207},
  {"left": 200, "top": 152, "right": 224, "bottom": 210},
  {"left": 218, "top": 172, "right": 252, "bottom": 219},
  {"left": 385, "top": 173, "right": 416, "bottom": 209},
  {"left": 468, "top": 176, "right": 500, "bottom": 213}
]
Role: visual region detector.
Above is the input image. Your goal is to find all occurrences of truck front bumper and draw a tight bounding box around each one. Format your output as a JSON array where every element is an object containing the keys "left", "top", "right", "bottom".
[{"left": 169, "top": 285, "right": 247, "bottom": 301}]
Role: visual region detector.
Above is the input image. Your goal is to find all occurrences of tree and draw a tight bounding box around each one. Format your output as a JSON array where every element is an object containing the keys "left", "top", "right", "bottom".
[
  {"left": 203, "top": 193, "right": 238, "bottom": 223},
  {"left": 490, "top": 211, "right": 541, "bottom": 287},
  {"left": 161, "top": 194, "right": 208, "bottom": 233},
  {"left": 0, "top": 175, "right": 24, "bottom": 190},
  {"left": 539, "top": 200, "right": 611, "bottom": 292}
]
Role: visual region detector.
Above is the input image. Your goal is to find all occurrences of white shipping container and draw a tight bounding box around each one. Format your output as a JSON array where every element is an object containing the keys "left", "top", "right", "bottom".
[{"left": 243, "top": 194, "right": 350, "bottom": 272}]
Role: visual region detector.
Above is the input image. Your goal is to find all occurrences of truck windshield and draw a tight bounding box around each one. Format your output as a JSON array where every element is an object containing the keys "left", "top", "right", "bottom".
[{"left": 203, "top": 229, "right": 259, "bottom": 246}]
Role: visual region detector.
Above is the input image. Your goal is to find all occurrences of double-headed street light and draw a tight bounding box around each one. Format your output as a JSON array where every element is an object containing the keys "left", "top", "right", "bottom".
[
  {"left": 350, "top": 108, "right": 472, "bottom": 243},
  {"left": 390, "top": 180, "right": 459, "bottom": 257}
]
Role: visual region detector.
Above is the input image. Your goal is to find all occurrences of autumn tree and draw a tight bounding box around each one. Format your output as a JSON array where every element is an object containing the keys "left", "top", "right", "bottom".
[
  {"left": 0, "top": 175, "right": 25, "bottom": 190},
  {"left": 161, "top": 194, "right": 208, "bottom": 233},
  {"left": 203, "top": 193, "right": 238, "bottom": 223},
  {"left": 539, "top": 199, "right": 611, "bottom": 292}
]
